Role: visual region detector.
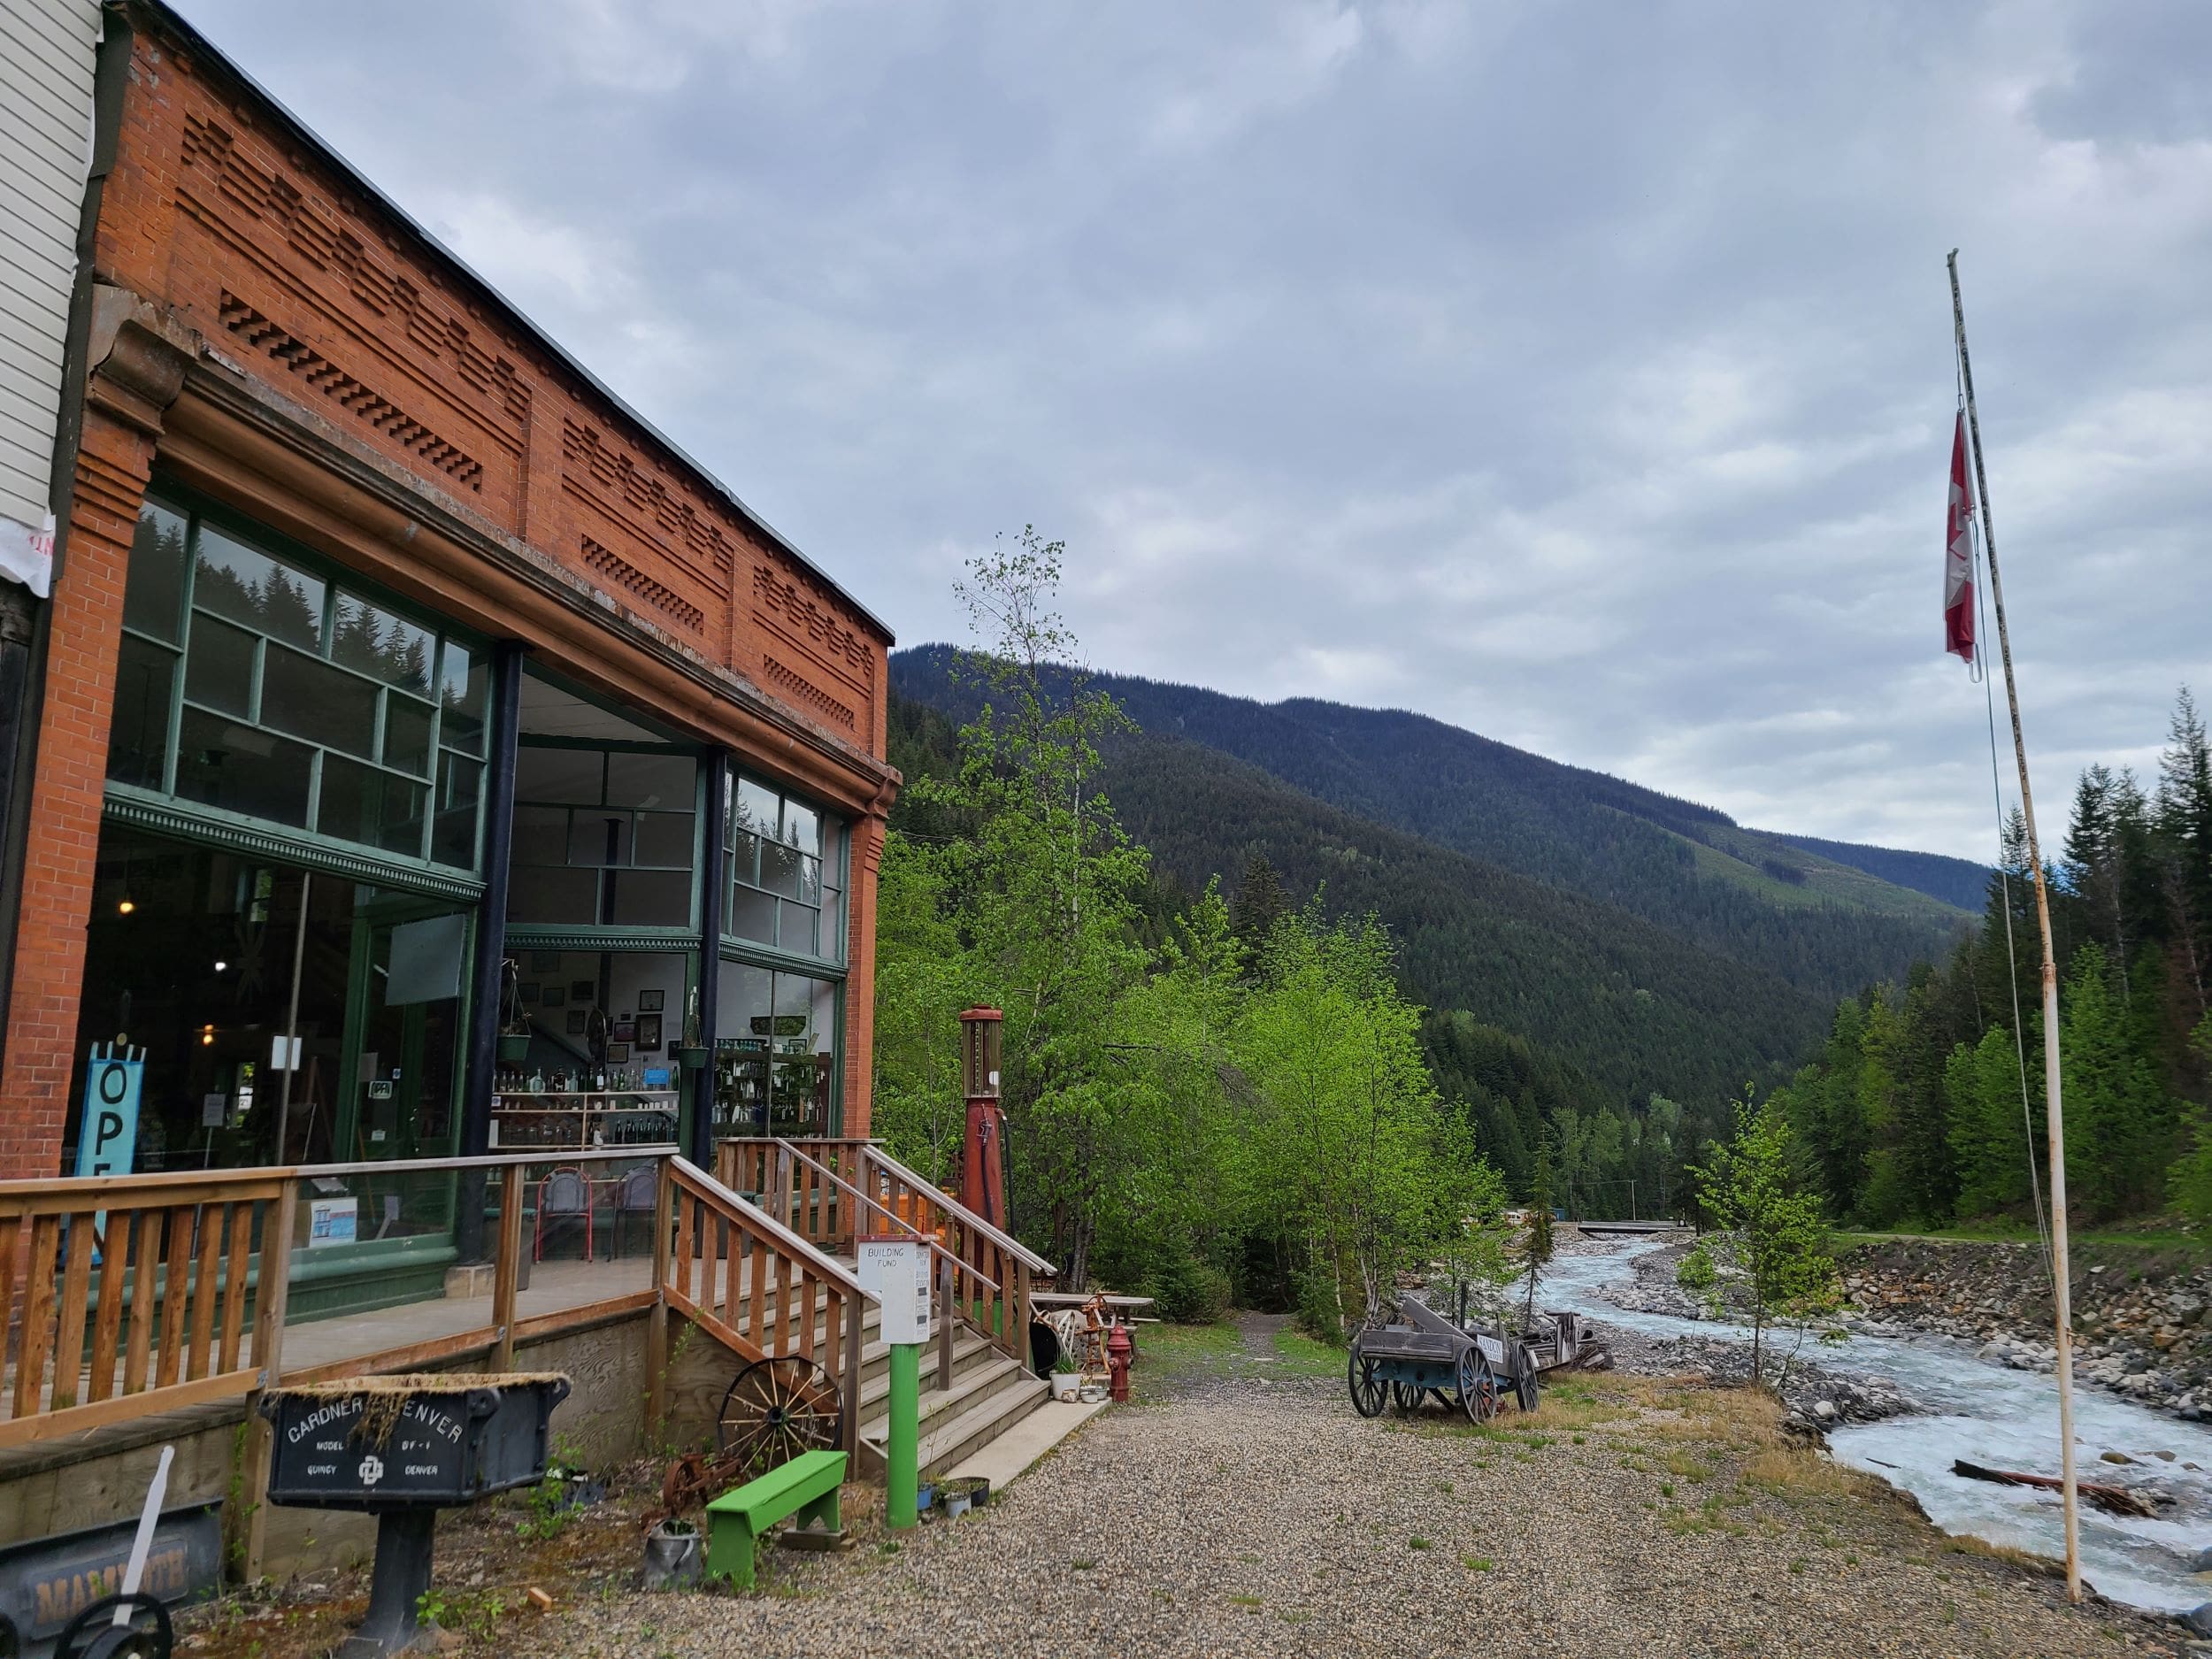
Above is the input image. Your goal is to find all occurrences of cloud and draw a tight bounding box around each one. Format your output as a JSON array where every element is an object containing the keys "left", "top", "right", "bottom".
[{"left": 170, "top": 0, "right": 2212, "bottom": 861}]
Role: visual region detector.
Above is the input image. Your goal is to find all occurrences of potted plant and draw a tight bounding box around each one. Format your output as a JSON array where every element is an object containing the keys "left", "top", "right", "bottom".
[
  {"left": 673, "top": 987, "right": 710, "bottom": 1071},
  {"left": 641, "top": 1517, "right": 702, "bottom": 1590},
  {"left": 1050, "top": 1350, "right": 1081, "bottom": 1402},
  {"left": 496, "top": 959, "right": 532, "bottom": 1063},
  {"left": 941, "top": 1476, "right": 986, "bottom": 1520}
]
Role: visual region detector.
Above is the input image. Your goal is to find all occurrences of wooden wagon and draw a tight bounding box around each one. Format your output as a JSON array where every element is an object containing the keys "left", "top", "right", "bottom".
[{"left": 1346, "top": 1296, "right": 1540, "bottom": 1424}]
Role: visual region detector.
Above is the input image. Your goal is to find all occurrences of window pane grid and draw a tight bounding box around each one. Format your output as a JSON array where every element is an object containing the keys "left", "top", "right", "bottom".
[
  {"left": 109, "top": 499, "right": 486, "bottom": 871},
  {"left": 723, "top": 772, "right": 843, "bottom": 964}
]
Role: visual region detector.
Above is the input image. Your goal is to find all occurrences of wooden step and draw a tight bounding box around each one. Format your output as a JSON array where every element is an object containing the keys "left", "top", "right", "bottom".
[
  {"left": 912, "top": 1375, "right": 1052, "bottom": 1477},
  {"left": 857, "top": 1354, "right": 1025, "bottom": 1448}
]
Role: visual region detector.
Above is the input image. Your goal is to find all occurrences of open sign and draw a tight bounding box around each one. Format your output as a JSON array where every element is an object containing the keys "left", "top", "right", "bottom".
[{"left": 73, "top": 1045, "right": 144, "bottom": 1179}]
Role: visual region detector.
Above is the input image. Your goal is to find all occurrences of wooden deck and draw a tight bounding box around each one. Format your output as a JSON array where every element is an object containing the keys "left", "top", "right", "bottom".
[{"left": 279, "top": 1255, "right": 655, "bottom": 1379}]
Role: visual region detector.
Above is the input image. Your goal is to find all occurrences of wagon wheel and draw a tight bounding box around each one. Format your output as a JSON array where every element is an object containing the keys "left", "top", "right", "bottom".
[
  {"left": 1457, "top": 1348, "right": 1499, "bottom": 1425},
  {"left": 718, "top": 1354, "right": 842, "bottom": 1476},
  {"left": 1391, "top": 1380, "right": 1426, "bottom": 1415},
  {"left": 56, "top": 1593, "right": 172, "bottom": 1659},
  {"left": 1513, "top": 1344, "right": 1541, "bottom": 1414},
  {"left": 1348, "top": 1350, "right": 1389, "bottom": 1417}
]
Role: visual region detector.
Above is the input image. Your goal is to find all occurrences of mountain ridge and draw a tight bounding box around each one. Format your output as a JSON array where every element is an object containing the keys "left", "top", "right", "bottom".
[{"left": 890, "top": 645, "right": 1978, "bottom": 1008}]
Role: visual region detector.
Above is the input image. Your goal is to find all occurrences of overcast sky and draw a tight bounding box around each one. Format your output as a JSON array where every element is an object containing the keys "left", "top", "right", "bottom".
[{"left": 174, "top": 0, "right": 2211, "bottom": 861}]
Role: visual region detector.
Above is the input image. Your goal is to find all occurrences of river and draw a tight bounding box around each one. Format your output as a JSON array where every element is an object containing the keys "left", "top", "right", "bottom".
[{"left": 1540, "top": 1239, "right": 2212, "bottom": 1616}]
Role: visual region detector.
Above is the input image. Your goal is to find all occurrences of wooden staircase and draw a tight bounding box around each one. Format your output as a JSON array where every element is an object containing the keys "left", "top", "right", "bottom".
[{"left": 672, "top": 1141, "right": 1069, "bottom": 1486}]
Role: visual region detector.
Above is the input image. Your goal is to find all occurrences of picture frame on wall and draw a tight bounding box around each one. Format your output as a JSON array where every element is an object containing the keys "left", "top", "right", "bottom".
[
  {"left": 530, "top": 949, "right": 562, "bottom": 972},
  {"left": 565, "top": 1010, "right": 588, "bottom": 1034},
  {"left": 541, "top": 986, "right": 565, "bottom": 1008},
  {"left": 518, "top": 983, "right": 541, "bottom": 1003},
  {"left": 637, "top": 1014, "right": 663, "bottom": 1052},
  {"left": 638, "top": 989, "right": 665, "bottom": 1013},
  {"left": 612, "top": 1019, "right": 637, "bottom": 1045},
  {"left": 571, "top": 980, "right": 595, "bottom": 1002},
  {"left": 607, "top": 1041, "right": 631, "bottom": 1064}
]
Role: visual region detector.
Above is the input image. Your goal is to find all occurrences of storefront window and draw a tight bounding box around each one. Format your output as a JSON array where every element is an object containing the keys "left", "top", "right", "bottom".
[
  {"left": 711, "top": 964, "right": 840, "bottom": 1136},
  {"left": 65, "top": 827, "right": 469, "bottom": 1186},
  {"left": 507, "top": 746, "right": 699, "bottom": 927},
  {"left": 488, "top": 949, "right": 688, "bottom": 1151},
  {"left": 104, "top": 496, "right": 488, "bottom": 872},
  {"left": 723, "top": 772, "right": 844, "bottom": 963}
]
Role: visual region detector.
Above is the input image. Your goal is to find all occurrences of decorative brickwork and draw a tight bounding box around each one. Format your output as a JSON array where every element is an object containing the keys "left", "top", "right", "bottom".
[
  {"left": 219, "top": 292, "right": 484, "bottom": 488},
  {"left": 580, "top": 534, "right": 705, "bottom": 634},
  {"left": 763, "top": 657, "right": 856, "bottom": 732},
  {"left": 561, "top": 418, "right": 736, "bottom": 574}
]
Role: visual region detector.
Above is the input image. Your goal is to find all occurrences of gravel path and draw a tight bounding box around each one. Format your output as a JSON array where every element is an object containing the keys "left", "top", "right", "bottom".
[{"left": 511, "top": 1347, "right": 2196, "bottom": 1659}]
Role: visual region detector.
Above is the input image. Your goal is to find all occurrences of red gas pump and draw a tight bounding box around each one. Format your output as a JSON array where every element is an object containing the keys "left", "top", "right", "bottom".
[{"left": 957, "top": 1009, "right": 1006, "bottom": 1229}]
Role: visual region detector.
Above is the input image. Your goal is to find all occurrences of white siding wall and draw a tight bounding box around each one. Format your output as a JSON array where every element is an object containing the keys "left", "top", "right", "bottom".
[{"left": 0, "top": 0, "right": 100, "bottom": 536}]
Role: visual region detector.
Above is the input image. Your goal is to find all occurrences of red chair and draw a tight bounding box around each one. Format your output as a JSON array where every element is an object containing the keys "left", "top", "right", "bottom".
[{"left": 534, "top": 1166, "right": 594, "bottom": 1263}]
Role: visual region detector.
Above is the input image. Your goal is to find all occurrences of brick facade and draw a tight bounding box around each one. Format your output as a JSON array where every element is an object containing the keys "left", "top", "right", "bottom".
[{"left": 0, "top": 4, "right": 895, "bottom": 1172}]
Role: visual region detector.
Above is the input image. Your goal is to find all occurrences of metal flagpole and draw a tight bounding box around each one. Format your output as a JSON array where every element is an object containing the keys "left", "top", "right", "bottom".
[{"left": 1947, "top": 249, "right": 2081, "bottom": 1602}]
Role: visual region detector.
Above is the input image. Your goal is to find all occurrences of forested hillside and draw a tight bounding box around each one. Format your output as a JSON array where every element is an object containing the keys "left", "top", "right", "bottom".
[
  {"left": 1770, "top": 691, "right": 2212, "bottom": 1228},
  {"left": 891, "top": 646, "right": 1972, "bottom": 1005},
  {"left": 1764, "top": 831, "right": 1990, "bottom": 911}
]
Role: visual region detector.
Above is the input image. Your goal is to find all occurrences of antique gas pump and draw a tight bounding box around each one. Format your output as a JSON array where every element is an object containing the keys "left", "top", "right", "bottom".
[{"left": 957, "top": 1008, "right": 1005, "bottom": 1229}]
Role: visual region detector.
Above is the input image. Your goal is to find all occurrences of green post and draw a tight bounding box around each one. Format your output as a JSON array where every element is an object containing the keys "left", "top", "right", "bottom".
[{"left": 887, "top": 1342, "right": 920, "bottom": 1529}]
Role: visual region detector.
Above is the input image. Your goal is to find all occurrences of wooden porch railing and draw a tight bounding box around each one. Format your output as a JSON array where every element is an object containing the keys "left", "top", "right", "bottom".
[
  {"left": 0, "top": 1150, "right": 680, "bottom": 1455},
  {"left": 718, "top": 1137, "right": 1055, "bottom": 1371},
  {"left": 656, "top": 1156, "right": 864, "bottom": 1455},
  {"left": 0, "top": 1168, "right": 295, "bottom": 1448}
]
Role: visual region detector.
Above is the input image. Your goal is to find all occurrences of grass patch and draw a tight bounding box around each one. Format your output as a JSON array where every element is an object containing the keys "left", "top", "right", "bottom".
[
  {"left": 1409, "top": 1536, "right": 1432, "bottom": 1550},
  {"left": 1272, "top": 1326, "right": 1348, "bottom": 1378},
  {"left": 1463, "top": 1555, "right": 1493, "bottom": 1571}
]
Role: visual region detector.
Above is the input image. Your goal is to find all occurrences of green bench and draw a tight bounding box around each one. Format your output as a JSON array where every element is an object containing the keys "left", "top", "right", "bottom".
[{"left": 703, "top": 1448, "right": 849, "bottom": 1590}]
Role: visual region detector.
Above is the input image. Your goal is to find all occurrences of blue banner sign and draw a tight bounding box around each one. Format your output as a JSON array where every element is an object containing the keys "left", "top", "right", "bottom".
[{"left": 74, "top": 1044, "right": 144, "bottom": 1179}]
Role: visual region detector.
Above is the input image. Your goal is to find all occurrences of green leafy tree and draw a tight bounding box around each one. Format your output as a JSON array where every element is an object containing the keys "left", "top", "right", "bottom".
[
  {"left": 1522, "top": 1139, "right": 1555, "bottom": 1328},
  {"left": 1945, "top": 1024, "right": 2037, "bottom": 1218},
  {"left": 1678, "top": 1093, "right": 1838, "bottom": 1385}
]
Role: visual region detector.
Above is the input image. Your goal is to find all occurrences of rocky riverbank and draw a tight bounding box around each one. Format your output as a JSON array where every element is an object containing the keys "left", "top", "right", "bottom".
[
  {"left": 1839, "top": 1238, "right": 2212, "bottom": 1421},
  {"left": 1591, "top": 1240, "right": 1920, "bottom": 1432}
]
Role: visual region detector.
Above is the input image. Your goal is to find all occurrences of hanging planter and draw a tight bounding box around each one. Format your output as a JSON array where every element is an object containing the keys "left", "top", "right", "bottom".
[
  {"left": 496, "top": 958, "right": 532, "bottom": 1062},
  {"left": 673, "top": 987, "right": 709, "bottom": 1070}
]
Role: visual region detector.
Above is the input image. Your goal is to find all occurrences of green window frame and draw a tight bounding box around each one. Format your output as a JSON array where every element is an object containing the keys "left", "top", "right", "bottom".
[
  {"left": 104, "top": 492, "right": 490, "bottom": 878},
  {"left": 722, "top": 771, "right": 846, "bottom": 965}
]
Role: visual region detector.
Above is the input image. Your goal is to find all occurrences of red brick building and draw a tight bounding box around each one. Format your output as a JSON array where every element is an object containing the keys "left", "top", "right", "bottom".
[{"left": 0, "top": 0, "right": 896, "bottom": 1236}]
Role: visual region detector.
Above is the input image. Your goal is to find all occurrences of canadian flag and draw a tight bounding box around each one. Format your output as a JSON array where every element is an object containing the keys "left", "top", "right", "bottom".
[{"left": 1944, "top": 411, "right": 1976, "bottom": 666}]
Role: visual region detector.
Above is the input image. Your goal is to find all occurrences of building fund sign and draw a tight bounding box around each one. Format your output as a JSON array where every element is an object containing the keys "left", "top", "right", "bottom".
[{"left": 74, "top": 1043, "right": 145, "bottom": 1179}]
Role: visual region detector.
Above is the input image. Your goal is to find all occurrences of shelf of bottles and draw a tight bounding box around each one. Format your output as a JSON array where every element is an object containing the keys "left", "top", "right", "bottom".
[
  {"left": 491, "top": 1063, "right": 681, "bottom": 1149},
  {"left": 710, "top": 1037, "right": 832, "bottom": 1138}
]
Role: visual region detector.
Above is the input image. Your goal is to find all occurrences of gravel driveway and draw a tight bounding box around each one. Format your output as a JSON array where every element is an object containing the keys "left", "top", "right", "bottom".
[{"left": 513, "top": 1316, "right": 2198, "bottom": 1659}]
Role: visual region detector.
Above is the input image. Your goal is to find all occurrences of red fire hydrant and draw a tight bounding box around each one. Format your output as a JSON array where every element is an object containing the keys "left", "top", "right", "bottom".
[{"left": 1105, "top": 1323, "right": 1134, "bottom": 1404}]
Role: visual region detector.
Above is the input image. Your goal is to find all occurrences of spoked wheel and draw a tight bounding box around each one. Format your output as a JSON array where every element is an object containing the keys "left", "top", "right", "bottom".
[
  {"left": 1392, "top": 1380, "right": 1426, "bottom": 1415},
  {"left": 718, "top": 1354, "right": 842, "bottom": 1476},
  {"left": 1457, "top": 1348, "right": 1499, "bottom": 1425},
  {"left": 1348, "top": 1351, "right": 1389, "bottom": 1417},
  {"left": 1513, "top": 1344, "right": 1541, "bottom": 1413},
  {"left": 56, "top": 1594, "right": 172, "bottom": 1659}
]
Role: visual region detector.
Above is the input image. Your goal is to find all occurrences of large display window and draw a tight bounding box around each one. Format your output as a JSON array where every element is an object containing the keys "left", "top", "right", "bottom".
[
  {"left": 67, "top": 827, "right": 470, "bottom": 1212},
  {"left": 724, "top": 772, "right": 844, "bottom": 964},
  {"left": 107, "top": 495, "right": 488, "bottom": 874},
  {"left": 711, "top": 964, "right": 841, "bottom": 1137}
]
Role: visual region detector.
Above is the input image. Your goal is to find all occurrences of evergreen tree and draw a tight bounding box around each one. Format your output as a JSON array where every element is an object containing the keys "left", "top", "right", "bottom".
[
  {"left": 1945, "top": 1025, "right": 2036, "bottom": 1217},
  {"left": 1522, "top": 1140, "right": 1555, "bottom": 1328}
]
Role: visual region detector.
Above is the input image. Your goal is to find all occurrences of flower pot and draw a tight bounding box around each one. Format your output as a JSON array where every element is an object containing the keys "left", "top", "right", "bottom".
[
  {"left": 497, "top": 1033, "right": 531, "bottom": 1063},
  {"left": 1050, "top": 1372, "right": 1080, "bottom": 1402},
  {"left": 916, "top": 1482, "right": 935, "bottom": 1516},
  {"left": 641, "top": 1520, "right": 703, "bottom": 1591},
  {"left": 1079, "top": 1383, "right": 1108, "bottom": 1404},
  {"left": 674, "top": 1044, "right": 709, "bottom": 1071},
  {"left": 941, "top": 1476, "right": 986, "bottom": 1520}
]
